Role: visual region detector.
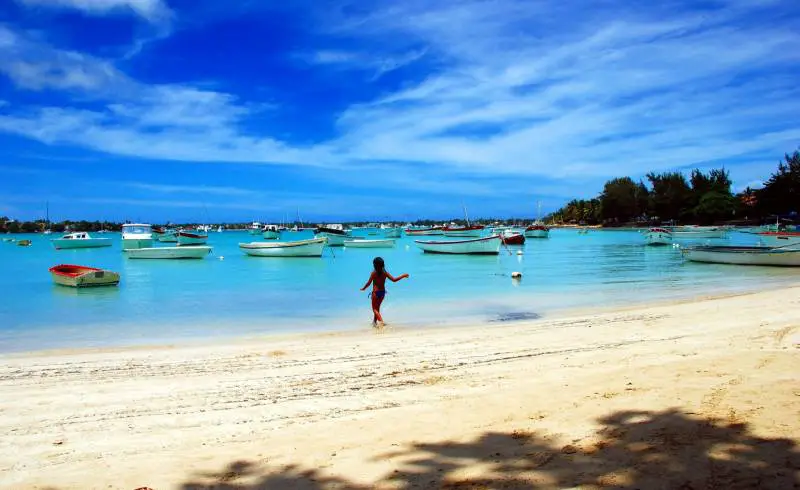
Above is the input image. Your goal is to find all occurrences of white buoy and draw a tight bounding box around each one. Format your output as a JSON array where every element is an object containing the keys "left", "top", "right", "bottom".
[
  {"left": 511, "top": 271, "right": 522, "bottom": 279},
  {"left": 517, "top": 250, "right": 523, "bottom": 255}
]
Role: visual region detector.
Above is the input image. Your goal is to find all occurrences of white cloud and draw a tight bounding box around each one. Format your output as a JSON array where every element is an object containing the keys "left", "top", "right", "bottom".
[
  {"left": 16, "top": 0, "right": 172, "bottom": 24},
  {"left": 0, "top": 0, "right": 799, "bottom": 193}
]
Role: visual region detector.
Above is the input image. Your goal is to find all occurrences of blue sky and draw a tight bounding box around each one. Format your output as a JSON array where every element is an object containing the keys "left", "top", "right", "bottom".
[{"left": 1, "top": 0, "right": 799, "bottom": 223}]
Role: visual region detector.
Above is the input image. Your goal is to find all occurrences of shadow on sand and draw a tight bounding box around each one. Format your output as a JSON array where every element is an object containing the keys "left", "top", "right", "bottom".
[{"left": 178, "top": 408, "right": 797, "bottom": 489}]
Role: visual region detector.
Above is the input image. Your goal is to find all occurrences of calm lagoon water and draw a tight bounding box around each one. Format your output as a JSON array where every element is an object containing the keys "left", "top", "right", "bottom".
[{"left": 0, "top": 229, "right": 796, "bottom": 352}]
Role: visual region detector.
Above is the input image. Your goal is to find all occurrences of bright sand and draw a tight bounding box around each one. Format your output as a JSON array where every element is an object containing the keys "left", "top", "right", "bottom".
[{"left": 1, "top": 288, "right": 798, "bottom": 489}]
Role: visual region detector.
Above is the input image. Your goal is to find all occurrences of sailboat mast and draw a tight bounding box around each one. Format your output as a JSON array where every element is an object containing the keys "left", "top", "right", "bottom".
[{"left": 462, "top": 202, "right": 470, "bottom": 227}]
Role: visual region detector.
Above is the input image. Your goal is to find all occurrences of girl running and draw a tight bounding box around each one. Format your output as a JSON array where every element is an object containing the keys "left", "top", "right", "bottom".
[{"left": 360, "top": 257, "right": 409, "bottom": 327}]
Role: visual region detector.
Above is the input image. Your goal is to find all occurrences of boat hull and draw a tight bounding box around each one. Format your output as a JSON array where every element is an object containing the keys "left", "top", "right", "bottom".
[
  {"left": 383, "top": 228, "right": 402, "bottom": 238},
  {"left": 442, "top": 228, "right": 484, "bottom": 238},
  {"left": 157, "top": 231, "right": 178, "bottom": 243},
  {"left": 49, "top": 265, "right": 120, "bottom": 287},
  {"left": 645, "top": 229, "right": 672, "bottom": 246},
  {"left": 416, "top": 235, "right": 501, "bottom": 254},
  {"left": 316, "top": 232, "right": 345, "bottom": 246},
  {"left": 125, "top": 246, "right": 211, "bottom": 259},
  {"left": 344, "top": 239, "right": 396, "bottom": 248},
  {"left": 755, "top": 233, "right": 800, "bottom": 247},
  {"left": 263, "top": 230, "right": 280, "bottom": 239},
  {"left": 500, "top": 233, "right": 525, "bottom": 245},
  {"left": 240, "top": 238, "right": 326, "bottom": 257},
  {"left": 524, "top": 228, "right": 550, "bottom": 238},
  {"left": 122, "top": 237, "right": 153, "bottom": 250},
  {"left": 51, "top": 238, "right": 112, "bottom": 249},
  {"left": 177, "top": 233, "right": 208, "bottom": 246},
  {"left": 684, "top": 246, "right": 800, "bottom": 266},
  {"left": 405, "top": 228, "right": 444, "bottom": 236}
]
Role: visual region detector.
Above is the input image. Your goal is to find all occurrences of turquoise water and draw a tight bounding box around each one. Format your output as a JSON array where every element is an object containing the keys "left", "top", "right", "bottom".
[{"left": 0, "top": 229, "right": 797, "bottom": 352}]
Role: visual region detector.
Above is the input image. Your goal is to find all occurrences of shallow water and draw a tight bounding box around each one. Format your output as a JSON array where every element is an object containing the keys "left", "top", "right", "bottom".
[{"left": 0, "top": 229, "right": 796, "bottom": 352}]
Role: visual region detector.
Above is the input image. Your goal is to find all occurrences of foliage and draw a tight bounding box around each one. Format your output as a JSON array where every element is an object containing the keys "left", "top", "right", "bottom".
[
  {"left": 756, "top": 150, "right": 800, "bottom": 216},
  {"left": 599, "top": 177, "right": 648, "bottom": 222},
  {"left": 646, "top": 171, "right": 693, "bottom": 221},
  {"left": 547, "top": 199, "right": 601, "bottom": 224}
]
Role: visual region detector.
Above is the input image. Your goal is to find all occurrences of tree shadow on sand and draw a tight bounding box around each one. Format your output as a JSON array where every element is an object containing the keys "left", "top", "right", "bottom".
[{"left": 180, "top": 408, "right": 798, "bottom": 489}]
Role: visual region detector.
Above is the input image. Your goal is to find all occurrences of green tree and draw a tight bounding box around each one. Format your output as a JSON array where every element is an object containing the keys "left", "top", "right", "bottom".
[
  {"left": 600, "top": 177, "right": 647, "bottom": 222},
  {"left": 757, "top": 150, "right": 800, "bottom": 216},
  {"left": 694, "top": 191, "right": 736, "bottom": 224},
  {"left": 647, "top": 172, "right": 692, "bottom": 221}
]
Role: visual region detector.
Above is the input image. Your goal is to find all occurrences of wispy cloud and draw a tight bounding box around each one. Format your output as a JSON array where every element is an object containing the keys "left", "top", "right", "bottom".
[
  {"left": 16, "top": 0, "right": 173, "bottom": 25},
  {"left": 122, "top": 181, "right": 259, "bottom": 197},
  {"left": 1, "top": 0, "right": 799, "bottom": 197}
]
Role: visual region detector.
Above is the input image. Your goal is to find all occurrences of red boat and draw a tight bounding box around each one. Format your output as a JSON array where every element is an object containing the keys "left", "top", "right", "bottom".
[
  {"left": 49, "top": 264, "right": 120, "bottom": 287},
  {"left": 500, "top": 232, "right": 525, "bottom": 245}
]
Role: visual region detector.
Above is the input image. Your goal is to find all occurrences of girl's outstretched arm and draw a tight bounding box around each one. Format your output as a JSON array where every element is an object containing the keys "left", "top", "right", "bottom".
[
  {"left": 385, "top": 271, "right": 410, "bottom": 282},
  {"left": 360, "top": 272, "right": 375, "bottom": 290}
]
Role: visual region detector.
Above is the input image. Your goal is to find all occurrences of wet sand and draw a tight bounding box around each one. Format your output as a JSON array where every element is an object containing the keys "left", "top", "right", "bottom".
[{"left": 1, "top": 288, "right": 798, "bottom": 489}]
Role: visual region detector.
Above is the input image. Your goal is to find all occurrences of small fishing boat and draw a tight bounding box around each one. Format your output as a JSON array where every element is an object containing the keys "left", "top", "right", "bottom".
[
  {"left": 51, "top": 232, "right": 112, "bottom": 250},
  {"left": 645, "top": 227, "right": 672, "bottom": 246},
  {"left": 262, "top": 225, "right": 280, "bottom": 240},
  {"left": 49, "top": 264, "right": 120, "bottom": 287},
  {"left": 121, "top": 224, "right": 153, "bottom": 250},
  {"left": 344, "top": 238, "right": 396, "bottom": 248},
  {"left": 382, "top": 227, "right": 403, "bottom": 238},
  {"left": 754, "top": 231, "right": 800, "bottom": 247},
  {"left": 416, "top": 235, "right": 501, "bottom": 255},
  {"left": 315, "top": 226, "right": 347, "bottom": 246},
  {"left": 442, "top": 225, "right": 485, "bottom": 238},
  {"left": 240, "top": 237, "right": 327, "bottom": 257},
  {"left": 125, "top": 246, "right": 211, "bottom": 259},
  {"left": 249, "top": 222, "right": 262, "bottom": 235},
  {"left": 524, "top": 223, "right": 550, "bottom": 238},
  {"left": 670, "top": 226, "right": 726, "bottom": 239},
  {"left": 177, "top": 230, "right": 208, "bottom": 246},
  {"left": 682, "top": 245, "right": 800, "bottom": 266},
  {"left": 157, "top": 229, "right": 178, "bottom": 242},
  {"left": 405, "top": 226, "right": 444, "bottom": 236},
  {"left": 500, "top": 230, "right": 525, "bottom": 245},
  {"left": 17, "top": 239, "right": 32, "bottom": 247}
]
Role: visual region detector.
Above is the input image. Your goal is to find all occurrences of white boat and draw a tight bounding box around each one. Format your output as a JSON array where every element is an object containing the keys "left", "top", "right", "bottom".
[
  {"left": 51, "top": 232, "right": 112, "bottom": 250},
  {"left": 442, "top": 225, "right": 484, "bottom": 237},
  {"left": 344, "top": 238, "right": 396, "bottom": 248},
  {"left": 125, "top": 246, "right": 211, "bottom": 259},
  {"left": 524, "top": 224, "right": 550, "bottom": 238},
  {"left": 645, "top": 227, "right": 672, "bottom": 246},
  {"left": 240, "top": 237, "right": 327, "bottom": 257},
  {"left": 670, "top": 226, "right": 726, "bottom": 239},
  {"left": 121, "top": 224, "right": 153, "bottom": 250},
  {"left": 754, "top": 232, "right": 800, "bottom": 247},
  {"left": 405, "top": 226, "right": 444, "bottom": 236},
  {"left": 383, "top": 227, "right": 403, "bottom": 238},
  {"left": 177, "top": 231, "right": 208, "bottom": 246},
  {"left": 262, "top": 225, "right": 280, "bottom": 240},
  {"left": 315, "top": 226, "right": 347, "bottom": 246},
  {"left": 249, "top": 222, "right": 262, "bottom": 235},
  {"left": 683, "top": 245, "right": 800, "bottom": 266},
  {"left": 217, "top": 226, "right": 224, "bottom": 233},
  {"left": 49, "top": 264, "right": 120, "bottom": 287},
  {"left": 415, "top": 235, "right": 501, "bottom": 255}
]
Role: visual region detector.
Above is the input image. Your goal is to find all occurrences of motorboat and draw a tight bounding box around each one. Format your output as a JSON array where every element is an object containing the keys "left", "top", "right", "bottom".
[
  {"left": 263, "top": 225, "right": 280, "bottom": 240},
  {"left": 500, "top": 230, "right": 525, "bottom": 245},
  {"left": 442, "top": 225, "right": 484, "bottom": 238},
  {"left": 315, "top": 226, "right": 347, "bottom": 246},
  {"left": 249, "top": 222, "right": 262, "bottom": 235},
  {"left": 415, "top": 235, "right": 501, "bottom": 254},
  {"left": 754, "top": 231, "right": 800, "bottom": 247},
  {"left": 645, "top": 227, "right": 672, "bottom": 246},
  {"left": 121, "top": 224, "right": 153, "bottom": 250},
  {"left": 177, "top": 230, "right": 208, "bottom": 246},
  {"left": 344, "top": 238, "right": 396, "bottom": 248},
  {"left": 156, "top": 228, "right": 178, "bottom": 242},
  {"left": 49, "top": 264, "right": 120, "bottom": 287},
  {"left": 125, "top": 246, "right": 211, "bottom": 259},
  {"left": 382, "top": 227, "right": 403, "bottom": 238},
  {"left": 240, "top": 237, "right": 327, "bottom": 257},
  {"left": 405, "top": 226, "right": 444, "bottom": 236},
  {"left": 51, "top": 232, "right": 112, "bottom": 250},
  {"left": 524, "top": 223, "right": 550, "bottom": 238},
  {"left": 682, "top": 245, "right": 800, "bottom": 266}
]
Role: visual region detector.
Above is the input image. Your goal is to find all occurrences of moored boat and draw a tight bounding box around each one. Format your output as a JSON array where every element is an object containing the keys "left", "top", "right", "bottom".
[
  {"left": 344, "top": 238, "right": 396, "bottom": 248},
  {"left": 416, "top": 235, "right": 501, "bottom": 255},
  {"left": 125, "top": 246, "right": 211, "bottom": 259},
  {"left": 442, "top": 225, "right": 484, "bottom": 238},
  {"left": 315, "top": 226, "right": 347, "bottom": 246},
  {"left": 263, "top": 225, "right": 280, "bottom": 240},
  {"left": 382, "top": 227, "right": 403, "bottom": 238},
  {"left": 157, "top": 229, "right": 178, "bottom": 242},
  {"left": 240, "top": 237, "right": 327, "bottom": 257},
  {"left": 49, "top": 264, "right": 120, "bottom": 287},
  {"left": 51, "top": 232, "right": 112, "bottom": 250},
  {"left": 754, "top": 231, "right": 800, "bottom": 247},
  {"left": 524, "top": 223, "right": 550, "bottom": 238},
  {"left": 405, "top": 226, "right": 444, "bottom": 236},
  {"left": 500, "top": 230, "right": 525, "bottom": 245},
  {"left": 17, "top": 239, "right": 32, "bottom": 247},
  {"left": 121, "top": 224, "right": 153, "bottom": 250},
  {"left": 645, "top": 227, "right": 672, "bottom": 246},
  {"left": 682, "top": 245, "right": 800, "bottom": 266},
  {"left": 177, "top": 230, "right": 208, "bottom": 246},
  {"left": 249, "top": 222, "right": 262, "bottom": 235},
  {"left": 670, "top": 226, "right": 726, "bottom": 239}
]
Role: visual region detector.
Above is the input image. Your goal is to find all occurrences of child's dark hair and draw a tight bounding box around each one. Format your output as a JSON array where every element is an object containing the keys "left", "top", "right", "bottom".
[{"left": 373, "top": 257, "right": 385, "bottom": 275}]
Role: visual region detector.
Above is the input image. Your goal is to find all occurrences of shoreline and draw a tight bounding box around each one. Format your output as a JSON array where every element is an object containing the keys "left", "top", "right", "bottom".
[{"left": 3, "top": 279, "right": 797, "bottom": 359}]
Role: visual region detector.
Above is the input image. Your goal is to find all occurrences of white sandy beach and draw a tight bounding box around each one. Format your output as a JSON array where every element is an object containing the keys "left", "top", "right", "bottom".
[{"left": 1, "top": 288, "right": 798, "bottom": 489}]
